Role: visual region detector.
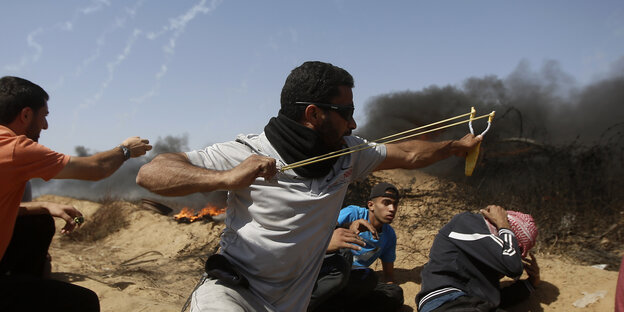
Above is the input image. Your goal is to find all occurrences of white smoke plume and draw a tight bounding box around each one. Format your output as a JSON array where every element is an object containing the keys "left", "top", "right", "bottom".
[
  {"left": 131, "top": 0, "right": 223, "bottom": 106},
  {"left": 3, "top": 0, "right": 112, "bottom": 73},
  {"left": 73, "top": 0, "right": 146, "bottom": 79}
]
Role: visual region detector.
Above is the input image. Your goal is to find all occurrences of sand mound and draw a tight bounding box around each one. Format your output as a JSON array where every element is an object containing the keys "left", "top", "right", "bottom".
[
  {"left": 42, "top": 195, "right": 222, "bottom": 312},
  {"left": 41, "top": 170, "right": 619, "bottom": 311}
]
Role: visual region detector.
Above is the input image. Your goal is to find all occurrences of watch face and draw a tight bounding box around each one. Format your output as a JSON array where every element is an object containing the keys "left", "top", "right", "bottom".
[{"left": 121, "top": 146, "right": 131, "bottom": 160}]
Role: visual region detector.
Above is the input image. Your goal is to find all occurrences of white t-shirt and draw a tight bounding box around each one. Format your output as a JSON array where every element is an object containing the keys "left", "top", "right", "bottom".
[{"left": 186, "top": 132, "right": 386, "bottom": 312}]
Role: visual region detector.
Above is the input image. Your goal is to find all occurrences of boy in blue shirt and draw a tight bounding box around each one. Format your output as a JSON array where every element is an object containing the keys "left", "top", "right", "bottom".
[
  {"left": 309, "top": 182, "right": 403, "bottom": 312},
  {"left": 339, "top": 182, "right": 399, "bottom": 281}
]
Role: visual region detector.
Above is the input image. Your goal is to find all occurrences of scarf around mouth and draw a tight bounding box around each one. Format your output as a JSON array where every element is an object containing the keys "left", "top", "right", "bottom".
[{"left": 264, "top": 113, "right": 339, "bottom": 178}]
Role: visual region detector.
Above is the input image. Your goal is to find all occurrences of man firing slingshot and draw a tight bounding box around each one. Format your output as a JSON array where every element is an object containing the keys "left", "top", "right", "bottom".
[{"left": 138, "top": 61, "right": 485, "bottom": 312}]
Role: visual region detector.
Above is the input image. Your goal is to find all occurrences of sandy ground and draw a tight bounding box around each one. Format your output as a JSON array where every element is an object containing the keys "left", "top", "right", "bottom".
[{"left": 41, "top": 170, "right": 620, "bottom": 311}]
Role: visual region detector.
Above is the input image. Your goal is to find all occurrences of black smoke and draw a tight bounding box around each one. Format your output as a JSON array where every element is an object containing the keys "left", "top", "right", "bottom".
[{"left": 357, "top": 58, "right": 624, "bottom": 147}]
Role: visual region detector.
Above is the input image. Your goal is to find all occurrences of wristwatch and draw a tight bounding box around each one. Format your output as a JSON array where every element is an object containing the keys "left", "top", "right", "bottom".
[{"left": 119, "top": 145, "right": 131, "bottom": 161}]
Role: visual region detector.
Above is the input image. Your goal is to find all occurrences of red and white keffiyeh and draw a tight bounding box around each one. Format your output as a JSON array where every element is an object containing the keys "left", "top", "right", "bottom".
[{"left": 484, "top": 210, "right": 538, "bottom": 258}]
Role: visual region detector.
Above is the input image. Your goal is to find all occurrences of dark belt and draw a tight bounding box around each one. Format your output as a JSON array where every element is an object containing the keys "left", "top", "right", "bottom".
[{"left": 204, "top": 254, "right": 249, "bottom": 288}]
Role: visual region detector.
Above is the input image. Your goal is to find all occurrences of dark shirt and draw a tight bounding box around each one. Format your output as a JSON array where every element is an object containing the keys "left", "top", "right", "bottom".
[{"left": 416, "top": 212, "right": 533, "bottom": 310}]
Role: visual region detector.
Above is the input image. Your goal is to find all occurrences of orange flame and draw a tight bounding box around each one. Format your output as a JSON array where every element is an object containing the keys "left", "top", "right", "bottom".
[{"left": 174, "top": 204, "right": 226, "bottom": 222}]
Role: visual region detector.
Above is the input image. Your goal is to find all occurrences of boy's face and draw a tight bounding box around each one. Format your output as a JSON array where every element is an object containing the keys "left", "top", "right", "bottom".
[{"left": 368, "top": 193, "right": 399, "bottom": 224}]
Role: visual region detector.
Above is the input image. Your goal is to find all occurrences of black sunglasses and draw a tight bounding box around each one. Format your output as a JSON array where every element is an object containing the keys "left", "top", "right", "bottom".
[{"left": 294, "top": 101, "right": 354, "bottom": 121}]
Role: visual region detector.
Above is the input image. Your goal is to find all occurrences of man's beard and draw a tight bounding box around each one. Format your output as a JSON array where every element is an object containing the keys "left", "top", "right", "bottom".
[
  {"left": 317, "top": 119, "right": 349, "bottom": 152},
  {"left": 25, "top": 121, "right": 40, "bottom": 142}
]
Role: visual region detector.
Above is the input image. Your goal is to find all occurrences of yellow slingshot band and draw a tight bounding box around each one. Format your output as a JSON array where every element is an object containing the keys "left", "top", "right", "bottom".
[{"left": 279, "top": 108, "right": 495, "bottom": 172}]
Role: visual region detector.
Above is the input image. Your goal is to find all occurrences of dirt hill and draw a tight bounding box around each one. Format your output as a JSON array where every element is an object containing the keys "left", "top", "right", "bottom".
[{"left": 42, "top": 169, "right": 619, "bottom": 311}]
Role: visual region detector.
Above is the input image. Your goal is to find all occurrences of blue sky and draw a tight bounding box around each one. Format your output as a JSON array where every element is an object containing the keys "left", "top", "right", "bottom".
[{"left": 2, "top": 0, "right": 623, "bottom": 154}]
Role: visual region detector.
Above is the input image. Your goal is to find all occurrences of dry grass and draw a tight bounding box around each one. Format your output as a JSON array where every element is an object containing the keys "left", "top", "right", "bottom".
[{"left": 63, "top": 201, "right": 131, "bottom": 243}]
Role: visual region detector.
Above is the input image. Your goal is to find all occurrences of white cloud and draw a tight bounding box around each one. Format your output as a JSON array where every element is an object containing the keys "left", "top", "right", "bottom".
[
  {"left": 62, "top": 21, "right": 73, "bottom": 31},
  {"left": 80, "top": 28, "right": 142, "bottom": 110},
  {"left": 3, "top": 28, "right": 43, "bottom": 72},
  {"left": 156, "top": 64, "right": 168, "bottom": 79},
  {"left": 80, "top": 0, "right": 111, "bottom": 15},
  {"left": 27, "top": 30, "right": 43, "bottom": 63}
]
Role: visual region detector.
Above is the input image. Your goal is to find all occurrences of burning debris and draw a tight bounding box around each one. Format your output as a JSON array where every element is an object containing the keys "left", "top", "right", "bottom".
[
  {"left": 173, "top": 205, "right": 227, "bottom": 223},
  {"left": 141, "top": 199, "right": 227, "bottom": 223}
]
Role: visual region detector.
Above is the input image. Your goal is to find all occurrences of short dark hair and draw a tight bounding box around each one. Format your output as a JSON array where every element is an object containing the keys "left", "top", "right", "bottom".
[
  {"left": 0, "top": 76, "right": 49, "bottom": 125},
  {"left": 279, "top": 61, "right": 354, "bottom": 121}
]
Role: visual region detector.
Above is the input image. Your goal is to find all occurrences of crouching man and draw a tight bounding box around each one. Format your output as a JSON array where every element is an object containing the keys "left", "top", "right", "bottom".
[
  {"left": 0, "top": 76, "right": 152, "bottom": 311},
  {"left": 416, "top": 205, "right": 540, "bottom": 312}
]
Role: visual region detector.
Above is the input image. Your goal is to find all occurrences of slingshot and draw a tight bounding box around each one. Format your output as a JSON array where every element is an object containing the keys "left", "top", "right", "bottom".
[
  {"left": 279, "top": 107, "right": 495, "bottom": 176},
  {"left": 465, "top": 107, "right": 495, "bottom": 176}
]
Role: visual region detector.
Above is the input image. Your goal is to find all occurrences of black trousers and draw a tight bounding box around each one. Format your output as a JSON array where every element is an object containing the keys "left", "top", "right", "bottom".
[
  {"left": 0, "top": 214, "right": 55, "bottom": 277},
  {"left": 0, "top": 214, "right": 100, "bottom": 311},
  {"left": 354, "top": 282, "right": 404, "bottom": 312},
  {"left": 309, "top": 252, "right": 353, "bottom": 311},
  {"left": 0, "top": 274, "right": 100, "bottom": 311},
  {"left": 309, "top": 251, "right": 404, "bottom": 312}
]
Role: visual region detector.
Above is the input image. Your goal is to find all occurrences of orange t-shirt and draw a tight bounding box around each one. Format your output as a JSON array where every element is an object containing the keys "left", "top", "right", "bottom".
[
  {"left": 0, "top": 125, "right": 70, "bottom": 259},
  {"left": 617, "top": 256, "right": 624, "bottom": 312}
]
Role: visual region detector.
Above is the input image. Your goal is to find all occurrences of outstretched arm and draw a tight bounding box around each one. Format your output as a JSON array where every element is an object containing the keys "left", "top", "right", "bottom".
[
  {"left": 54, "top": 136, "right": 152, "bottom": 181},
  {"left": 136, "top": 152, "right": 277, "bottom": 196},
  {"left": 375, "top": 134, "right": 481, "bottom": 171}
]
